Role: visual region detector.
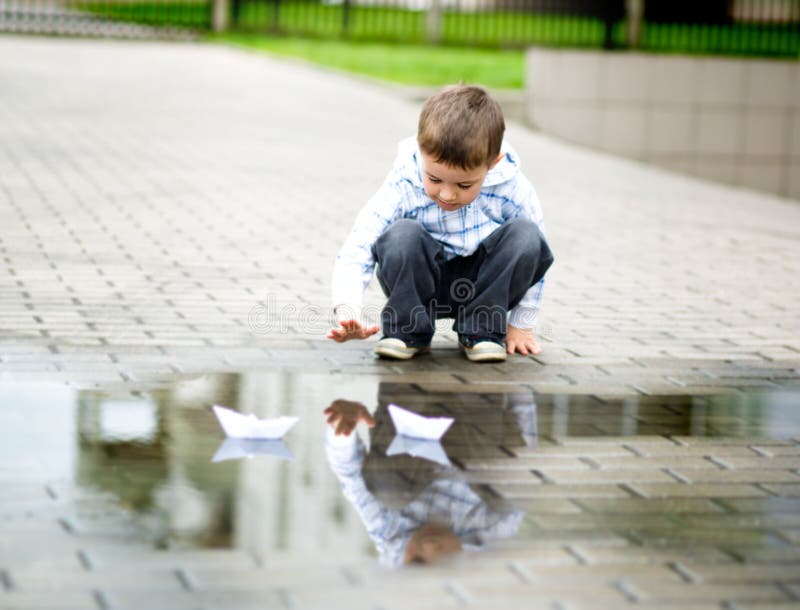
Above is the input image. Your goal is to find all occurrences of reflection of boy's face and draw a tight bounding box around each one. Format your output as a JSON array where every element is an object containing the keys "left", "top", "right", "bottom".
[
  {"left": 403, "top": 523, "right": 463, "bottom": 564},
  {"left": 420, "top": 151, "right": 501, "bottom": 213}
]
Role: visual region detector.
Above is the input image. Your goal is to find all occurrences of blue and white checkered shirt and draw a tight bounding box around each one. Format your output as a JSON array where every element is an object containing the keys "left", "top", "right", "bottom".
[
  {"left": 325, "top": 429, "right": 523, "bottom": 567},
  {"left": 332, "top": 137, "right": 548, "bottom": 329}
]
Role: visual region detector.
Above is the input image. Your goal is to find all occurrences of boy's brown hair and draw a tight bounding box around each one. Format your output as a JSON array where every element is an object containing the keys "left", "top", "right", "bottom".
[{"left": 417, "top": 85, "right": 505, "bottom": 170}]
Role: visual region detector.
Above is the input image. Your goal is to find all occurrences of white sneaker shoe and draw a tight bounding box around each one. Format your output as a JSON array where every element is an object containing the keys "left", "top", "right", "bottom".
[
  {"left": 459, "top": 338, "right": 507, "bottom": 363},
  {"left": 374, "top": 338, "right": 430, "bottom": 360}
]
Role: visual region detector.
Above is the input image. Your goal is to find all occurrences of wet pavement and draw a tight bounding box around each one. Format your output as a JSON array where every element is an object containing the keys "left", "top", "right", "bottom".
[{"left": 2, "top": 371, "right": 800, "bottom": 609}]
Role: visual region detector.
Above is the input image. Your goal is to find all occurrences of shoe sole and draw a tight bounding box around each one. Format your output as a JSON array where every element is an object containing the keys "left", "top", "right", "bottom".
[{"left": 374, "top": 345, "right": 430, "bottom": 360}]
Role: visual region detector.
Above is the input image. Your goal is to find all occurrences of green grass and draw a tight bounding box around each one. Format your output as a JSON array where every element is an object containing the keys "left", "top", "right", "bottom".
[
  {"left": 76, "top": 0, "right": 800, "bottom": 59},
  {"left": 76, "top": 1, "right": 209, "bottom": 27},
  {"left": 213, "top": 33, "right": 526, "bottom": 88}
]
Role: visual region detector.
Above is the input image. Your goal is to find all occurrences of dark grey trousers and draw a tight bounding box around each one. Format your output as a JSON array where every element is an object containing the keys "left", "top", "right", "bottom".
[{"left": 371, "top": 218, "right": 554, "bottom": 347}]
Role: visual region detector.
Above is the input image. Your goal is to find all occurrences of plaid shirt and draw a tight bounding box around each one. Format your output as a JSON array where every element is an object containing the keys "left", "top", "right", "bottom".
[
  {"left": 332, "top": 137, "right": 547, "bottom": 329},
  {"left": 325, "top": 429, "right": 523, "bottom": 567}
]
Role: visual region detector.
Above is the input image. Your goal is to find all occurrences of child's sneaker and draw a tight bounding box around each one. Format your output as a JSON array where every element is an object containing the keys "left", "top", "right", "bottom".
[
  {"left": 459, "top": 336, "right": 507, "bottom": 363},
  {"left": 374, "top": 337, "right": 430, "bottom": 360}
]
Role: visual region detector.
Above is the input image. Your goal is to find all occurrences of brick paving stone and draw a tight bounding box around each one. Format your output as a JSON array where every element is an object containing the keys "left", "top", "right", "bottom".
[
  {"left": 630, "top": 483, "right": 769, "bottom": 498},
  {"left": 462, "top": 456, "right": 592, "bottom": 471},
  {"left": 629, "top": 445, "right": 764, "bottom": 457},
  {"left": 529, "top": 513, "right": 676, "bottom": 531},
  {"left": 511, "top": 445, "right": 638, "bottom": 457},
  {"left": 686, "top": 563, "right": 800, "bottom": 583},
  {"left": 672, "top": 469, "right": 800, "bottom": 484},
  {"left": 573, "top": 546, "right": 734, "bottom": 565},
  {"left": 760, "top": 484, "right": 800, "bottom": 497},
  {"left": 503, "top": 498, "right": 583, "bottom": 514},
  {"left": 103, "top": 590, "right": 289, "bottom": 610},
  {"left": 576, "top": 497, "right": 725, "bottom": 514},
  {"left": 630, "top": 581, "right": 792, "bottom": 604},
  {"left": 86, "top": 549, "right": 259, "bottom": 571},
  {"left": 736, "top": 601, "right": 800, "bottom": 610},
  {"left": 753, "top": 446, "right": 800, "bottom": 457},
  {"left": 9, "top": 568, "right": 184, "bottom": 592},
  {"left": 538, "top": 468, "right": 678, "bottom": 484},
  {"left": 593, "top": 456, "right": 723, "bottom": 470},
  {"left": 721, "top": 497, "right": 800, "bottom": 513},
  {"left": 0, "top": 592, "right": 98, "bottom": 609},
  {"left": 491, "top": 483, "right": 633, "bottom": 499}
]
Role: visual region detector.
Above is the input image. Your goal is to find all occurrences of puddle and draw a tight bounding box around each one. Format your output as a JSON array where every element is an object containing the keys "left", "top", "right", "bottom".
[{"left": 1, "top": 372, "right": 799, "bottom": 570}]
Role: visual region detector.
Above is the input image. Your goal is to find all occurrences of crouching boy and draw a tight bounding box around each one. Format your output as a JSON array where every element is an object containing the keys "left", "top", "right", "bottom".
[{"left": 327, "top": 85, "right": 554, "bottom": 362}]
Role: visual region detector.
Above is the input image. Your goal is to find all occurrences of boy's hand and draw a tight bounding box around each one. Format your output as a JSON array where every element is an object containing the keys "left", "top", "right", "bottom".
[
  {"left": 326, "top": 304, "right": 380, "bottom": 342},
  {"left": 324, "top": 400, "right": 376, "bottom": 436},
  {"left": 505, "top": 325, "right": 542, "bottom": 355},
  {"left": 327, "top": 319, "right": 380, "bottom": 342}
]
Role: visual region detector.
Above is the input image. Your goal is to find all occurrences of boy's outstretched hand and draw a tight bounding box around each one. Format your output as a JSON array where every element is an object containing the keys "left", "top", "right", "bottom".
[
  {"left": 327, "top": 305, "right": 380, "bottom": 342},
  {"left": 505, "top": 325, "right": 542, "bottom": 356},
  {"left": 327, "top": 318, "right": 380, "bottom": 342},
  {"left": 324, "top": 399, "right": 376, "bottom": 436}
]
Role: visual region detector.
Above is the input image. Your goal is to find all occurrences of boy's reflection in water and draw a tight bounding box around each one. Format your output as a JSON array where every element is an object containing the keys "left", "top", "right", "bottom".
[{"left": 323, "top": 386, "right": 537, "bottom": 567}]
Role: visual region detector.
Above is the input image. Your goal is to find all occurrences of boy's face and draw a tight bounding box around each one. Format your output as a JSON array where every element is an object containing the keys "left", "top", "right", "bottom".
[{"left": 420, "top": 151, "right": 502, "bottom": 212}]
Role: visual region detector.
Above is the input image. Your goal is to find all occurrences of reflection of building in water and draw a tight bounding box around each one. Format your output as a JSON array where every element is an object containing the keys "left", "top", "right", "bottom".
[
  {"left": 75, "top": 372, "right": 379, "bottom": 557},
  {"left": 76, "top": 377, "right": 240, "bottom": 548}
]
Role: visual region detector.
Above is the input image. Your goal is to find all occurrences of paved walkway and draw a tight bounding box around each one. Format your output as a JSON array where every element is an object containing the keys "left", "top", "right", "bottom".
[
  {"left": 0, "top": 37, "right": 800, "bottom": 393},
  {"left": 2, "top": 36, "right": 799, "bottom": 393},
  {"left": 1, "top": 34, "right": 800, "bottom": 610}
]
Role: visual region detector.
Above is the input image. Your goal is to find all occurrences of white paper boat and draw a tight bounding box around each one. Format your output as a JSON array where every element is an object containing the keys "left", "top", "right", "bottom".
[
  {"left": 387, "top": 404, "right": 453, "bottom": 440},
  {"left": 212, "top": 405, "right": 299, "bottom": 439},
  {"left": 211, "top": 438, "right": 294, "bottom": 462},
  {"left": 386, "top": 435, "right": 451, "bottom": 467}
]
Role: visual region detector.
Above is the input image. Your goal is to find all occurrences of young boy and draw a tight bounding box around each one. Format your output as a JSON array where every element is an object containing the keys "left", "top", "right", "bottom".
[{"left": 327, "top": 85, "right": 553, "bottom": 362}]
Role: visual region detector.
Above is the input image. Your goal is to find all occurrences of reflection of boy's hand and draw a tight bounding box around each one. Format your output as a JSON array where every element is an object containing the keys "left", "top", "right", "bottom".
[
  {"left": 505, "top": 325, "right": 542, "bottom": 356},
  {"left": 326, "top": 319, "right": 380, "bottom": 342},
  {"left": 324, "top": 400, "right": 376, "bottom": 436}
]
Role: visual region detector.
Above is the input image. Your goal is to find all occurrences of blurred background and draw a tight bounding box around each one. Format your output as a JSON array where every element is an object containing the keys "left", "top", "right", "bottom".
[{"left": 1, "top": 0, "right": 797, "bottom": 198}]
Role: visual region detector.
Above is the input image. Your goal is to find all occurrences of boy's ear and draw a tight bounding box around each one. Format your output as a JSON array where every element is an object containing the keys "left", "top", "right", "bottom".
[{"left": 488, "top": 152, "right": 504, "bottom": 169}]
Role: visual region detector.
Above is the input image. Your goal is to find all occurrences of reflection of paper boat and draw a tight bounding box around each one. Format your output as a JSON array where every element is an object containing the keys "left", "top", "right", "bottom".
[
  {"left": 212, "top": 405, "right": 299, "bottom": 439},
  {"left": 386, "top": 435, "right": 451, "bottom": 467},
  {"left": 212, "top": 438, "right": 294, "bottom": 463},
  {"left": 388, "top": 404, "right": 453, "bottom": 440}
]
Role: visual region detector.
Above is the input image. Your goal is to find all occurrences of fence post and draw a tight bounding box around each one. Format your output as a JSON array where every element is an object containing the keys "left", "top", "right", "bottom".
[
  {"left": 342, "top": 0, "right": 350, "bottom": 36},
  {"left": 626, "top": 0, "right": 644, "bottom": 48},
  {"left": 212, "top": 0, "right": 229, "bottom": 31},
  {"left": 427, "top": 0, "right": 443, "bottom": 44}
]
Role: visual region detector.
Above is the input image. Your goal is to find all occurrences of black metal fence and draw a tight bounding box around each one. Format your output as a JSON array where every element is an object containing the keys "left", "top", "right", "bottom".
[{"left": 1, "top": 0, "right": 799, "bottom": 57}]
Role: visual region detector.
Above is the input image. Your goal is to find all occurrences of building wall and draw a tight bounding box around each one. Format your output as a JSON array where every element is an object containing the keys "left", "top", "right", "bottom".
[{"left": 525, "top": 49, "right": 800, "bottom": 200}]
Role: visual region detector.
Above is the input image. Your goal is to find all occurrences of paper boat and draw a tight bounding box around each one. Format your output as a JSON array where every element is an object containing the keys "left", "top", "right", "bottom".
[
  {"left": 388, "top": 404, "right": 453, "bottom": 440},
  {"left": 211, "top": 438, "right": 294, "bottom": 463},
  {"left": 212, "top": 405, "right": 299, "bottom": 439},
  {"left": 386, "top": 435, "right": 451, "bottom": 467}
]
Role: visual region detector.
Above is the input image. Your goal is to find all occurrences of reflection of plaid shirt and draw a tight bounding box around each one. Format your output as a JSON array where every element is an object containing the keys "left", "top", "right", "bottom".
[
  {"left": 325, "top": 429, "right": 523, "bottom": 567},
  {"left": 332, "top": 137, "right": 548, "bottom": 329}
]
